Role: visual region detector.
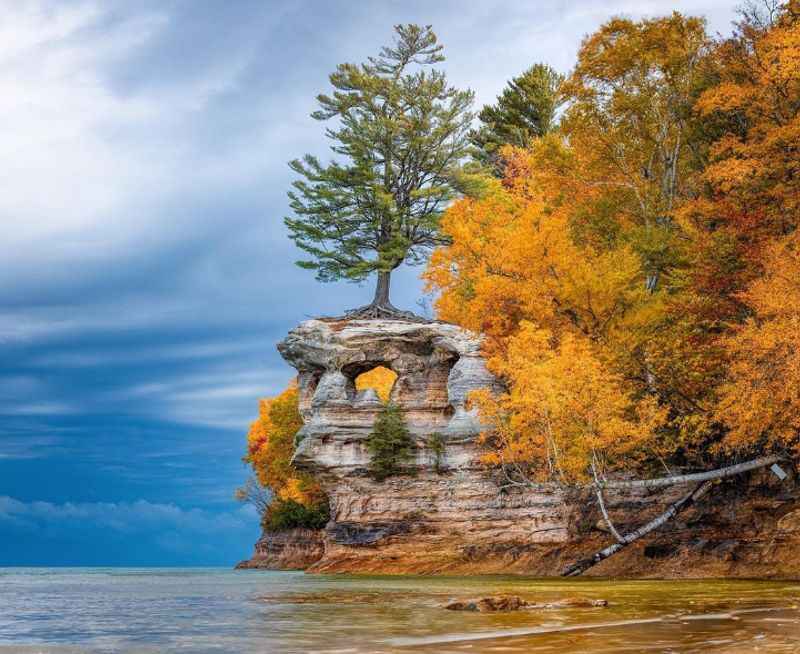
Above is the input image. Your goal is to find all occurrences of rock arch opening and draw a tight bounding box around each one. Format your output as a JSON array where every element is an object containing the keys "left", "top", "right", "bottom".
[{"left": 353, "top": 365, "right": 398, "bottom": 403}]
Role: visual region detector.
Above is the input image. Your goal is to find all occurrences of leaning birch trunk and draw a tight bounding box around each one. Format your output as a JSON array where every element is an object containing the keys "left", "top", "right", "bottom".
[
  {"left": 561, "top": 481, "right": 713, "bottom": 577},
  {"left": 600, "top": 455, "right": 782, "bottom": 490},
  {"left": 561, "top": 455, "right": 786, "bottom": 577}
]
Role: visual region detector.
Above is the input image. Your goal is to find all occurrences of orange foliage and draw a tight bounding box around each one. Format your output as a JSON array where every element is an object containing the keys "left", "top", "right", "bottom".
[
  {"left": 683, "top": 3, "right": 800, "bottom": 295},
  {"left": 476, "top": 324, "right": 666, "bottom": 482},
  {"left": 425, "top": 6, "right": 800, "bottom": 480},
  {"left": 425, "top": 147, "right": 665, "bottom": 482},
  {"left": 244, "top": 382, "right": 322, "bottom": 506},
  {"left": 694, "top": 3, "right": 800, "bottom": 239},
  {"left": 716, "top": 232, "right": 800, "bottom": 454}
]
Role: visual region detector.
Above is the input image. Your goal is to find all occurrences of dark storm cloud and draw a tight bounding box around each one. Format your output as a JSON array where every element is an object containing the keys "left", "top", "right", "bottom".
[{"left": 0, "top": 0, "right": 736, "bottom": 565}]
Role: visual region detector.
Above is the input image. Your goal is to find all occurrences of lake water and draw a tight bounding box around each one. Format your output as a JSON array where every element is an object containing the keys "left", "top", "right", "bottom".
[{"left": 0, "top": 568, "right": 798, "bottom": 653}]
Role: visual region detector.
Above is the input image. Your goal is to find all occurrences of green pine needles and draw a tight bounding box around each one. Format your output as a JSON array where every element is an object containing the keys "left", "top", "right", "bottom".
[
  {"left": 469, "top": 63, "right": 563, "bottom": 173},
  {"left": 365, "top": 403, "right": 417, "bottom": 481},
  {"left": 284, "top": 24, "right": 474, "bottom": 317}
]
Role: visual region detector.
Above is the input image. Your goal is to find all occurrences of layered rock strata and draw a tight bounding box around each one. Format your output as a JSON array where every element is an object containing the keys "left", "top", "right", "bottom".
[
  {"left": 275, "top": 317, "right": 572, "bottom": 572},
  {"left": 236, "top": 528, "right": 324, "bottom": 570}
]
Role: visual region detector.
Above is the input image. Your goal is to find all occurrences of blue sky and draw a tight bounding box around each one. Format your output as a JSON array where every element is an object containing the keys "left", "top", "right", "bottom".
[{"left": 0, "top": 0, "right": 739, "bottom": 566}]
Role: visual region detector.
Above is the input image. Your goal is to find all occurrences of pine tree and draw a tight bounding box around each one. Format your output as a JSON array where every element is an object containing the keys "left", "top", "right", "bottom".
[
  {"left": 365, "top": 403, "right": 416, "bottom": 481},
  {"left": 469, "top": 63, "right": 562, "bottom": 172},
  {"left": 285, "top": 24, "right": 474, "bottom": 318}
]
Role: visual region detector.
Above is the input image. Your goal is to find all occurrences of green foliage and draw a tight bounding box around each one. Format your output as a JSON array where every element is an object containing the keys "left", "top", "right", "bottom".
[
  {"left": 470, "top": 63, "right": 563, "bottom": 172},
  {"left": 263, "top": 498, "right": 330, "bottom": 531},
  {"left": 365, "top": 403, "right": 417, "bottom": 481},
  {"left": 284, "top": 24, "right": 474, "bottom": 298},
  {"left": 427, "top": 431, "right": 446, "bottom": 473}
]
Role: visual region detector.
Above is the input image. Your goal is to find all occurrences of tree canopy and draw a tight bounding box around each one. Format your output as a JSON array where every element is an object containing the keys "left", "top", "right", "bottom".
[
  {"left": 425, "top": 3, "right": 800, "bottom": 483},
  {"left": 242, "top": 383, "right": 328, "bottom": 529},
  {"left": 285, "top": 24, "right": 474, "bottom": 317}
]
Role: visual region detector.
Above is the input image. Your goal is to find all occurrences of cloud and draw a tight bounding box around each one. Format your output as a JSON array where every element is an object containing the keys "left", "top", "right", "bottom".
[
  {"left": 0, "top": 495, "right": 260, "bottom": 563},
  {"left": 0, "top": 495, "right": 256, "bottom": 533}
]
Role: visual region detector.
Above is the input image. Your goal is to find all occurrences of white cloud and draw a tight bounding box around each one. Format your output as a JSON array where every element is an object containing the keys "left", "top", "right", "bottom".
[
  {"left": 0, "top": 494, "right": 258, "bottom": 537},
  {"left": 121, "top": 365, "right": 292, "bottom": 429}
]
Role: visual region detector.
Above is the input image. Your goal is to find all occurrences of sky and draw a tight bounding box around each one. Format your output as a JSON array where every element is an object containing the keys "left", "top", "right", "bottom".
[{"left": 0, "top": 0, "right": 741, "bottom": 566}]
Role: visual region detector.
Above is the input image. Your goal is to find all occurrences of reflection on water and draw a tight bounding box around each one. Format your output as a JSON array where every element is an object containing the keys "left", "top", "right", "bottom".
[{"left": 0, "top": 568, "right": 798, "bottom": 653}]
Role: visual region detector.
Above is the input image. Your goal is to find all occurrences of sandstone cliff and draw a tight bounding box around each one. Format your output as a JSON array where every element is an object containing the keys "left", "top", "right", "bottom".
[
  {"left": 236, "top": 528, "right": 323, "bottom": 570},
  {"left": 240, "top": 317, "right": 800, "bottom": 577}
]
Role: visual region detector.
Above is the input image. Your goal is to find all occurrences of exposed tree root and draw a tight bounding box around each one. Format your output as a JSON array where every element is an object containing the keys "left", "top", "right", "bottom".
[{"left": 344, "top": 301, "right": 425, "bottom": 321}]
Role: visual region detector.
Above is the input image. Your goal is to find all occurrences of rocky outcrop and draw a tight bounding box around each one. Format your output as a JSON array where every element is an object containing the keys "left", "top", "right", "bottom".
[
  {"left": 243, "top": 316, "right": 800, "bottom": 577},
  {"left": 236, "top": 528, "right": 324, "bottom": 570},
  {"left": 274, "top": 317, "right": 574, "bottom": 573}
]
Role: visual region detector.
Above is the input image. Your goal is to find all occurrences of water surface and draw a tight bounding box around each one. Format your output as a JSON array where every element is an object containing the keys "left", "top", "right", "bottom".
[{"left": 1, "top": 568, "right": 798, "bottom": 652}]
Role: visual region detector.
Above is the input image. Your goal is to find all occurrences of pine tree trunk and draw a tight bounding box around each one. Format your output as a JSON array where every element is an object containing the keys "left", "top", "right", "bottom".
[
  {"left": 373, "top": 270, "right": 391, "bottom": 307},
  {"left": 345, "top": 269, "right": 420, "bottom": 320}
]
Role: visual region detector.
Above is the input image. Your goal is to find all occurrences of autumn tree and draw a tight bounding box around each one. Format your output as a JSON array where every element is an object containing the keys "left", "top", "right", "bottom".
[
  {"left": 476, "top": 324, "right": 665, "bottom": 484},
  {"left": 705, "top": 1, "right": 800, "bottom": 456},
  {"left": 425, "top": 147, "right": 663, "bottom": 482},
  {"left": 469, "top": 63, "right": 563, "bottom": 172},
  {"left": 682, "top": 0, "right": 800, "bottom": 306},
  {"left": 715, "top": 232, "right": 800, "bottom": 455},
  {"left": 285, "top": 24, "right": 474, "bottom": 318},
  {"left": 241, "top": 383, "right": 328, "bottom": 530},
  {"left": 561, "top": 12, "right": 709, "bottom": 292},
  {"left": 424, "top": 5, "right": 799, "bottom": 576}
]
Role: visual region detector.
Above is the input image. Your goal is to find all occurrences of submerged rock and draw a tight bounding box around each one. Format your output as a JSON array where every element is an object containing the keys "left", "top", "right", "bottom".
[{"left": 443, "top": 595, "right": 609, "bottom": 612}]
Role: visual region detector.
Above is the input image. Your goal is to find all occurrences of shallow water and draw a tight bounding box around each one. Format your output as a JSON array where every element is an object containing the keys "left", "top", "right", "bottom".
[{"left": 0, "top": 568, "right": 798, "bottom": 653}]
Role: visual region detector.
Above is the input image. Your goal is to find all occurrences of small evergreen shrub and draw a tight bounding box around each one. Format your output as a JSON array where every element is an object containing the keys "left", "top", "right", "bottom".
[
  {"left": 263, "top": 498, "right": 330, "bottom": 531},
  {"left": 365, "top": 402, "right": 416, "bottom": 481},
  {"left": 427, "top": 432, "right": 446, "bottom": 473}
]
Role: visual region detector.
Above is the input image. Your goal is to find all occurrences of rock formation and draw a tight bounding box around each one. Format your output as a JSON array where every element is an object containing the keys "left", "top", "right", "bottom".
[
  {"left": 239, "top": 316, "right": 800, "bottom": 577},
  {"left": 235, "top": 528, "right": 324, "bottom": 570},
  {"left": 275, "top": 317, "right": 577, "bottom": 573}
]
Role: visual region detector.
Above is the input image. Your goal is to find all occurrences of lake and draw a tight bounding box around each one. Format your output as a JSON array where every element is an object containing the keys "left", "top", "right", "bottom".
[{"left": 0, "top": 568, "right": 798, "bottom": 652}]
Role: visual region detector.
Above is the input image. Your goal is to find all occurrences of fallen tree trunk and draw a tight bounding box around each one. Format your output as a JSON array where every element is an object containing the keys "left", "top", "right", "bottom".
[
  {"left": 599, "top": 455, "right": 782, "bottom": 490},
  {"left": 561, "top": 455, "right": 787, "bottom": 577},
  {"left": 562, "top": 481, "right": 713, "bottom": 577}
]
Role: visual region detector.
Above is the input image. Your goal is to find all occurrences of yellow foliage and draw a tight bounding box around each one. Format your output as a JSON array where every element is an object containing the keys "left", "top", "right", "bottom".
[
  {"left": 716, "top": 232, "right": 800, "bottom": 454},
  {"left": 425, "top": 146, "right": 647, "bottom": 354},
  {"left": 691, "top": 4, "right": 800, "bottom": 241},
  {"left": 244, "top": 382, "right": 323, "bottom": 507},
  {"left": 424, "top": 144, "right": 668, "bottom": 482},
  {"left": 477, "top": 324, "right": 666, "bottom": 482},
  {"left": 354, "top": 366, "right": 397, "bottom": 402}
]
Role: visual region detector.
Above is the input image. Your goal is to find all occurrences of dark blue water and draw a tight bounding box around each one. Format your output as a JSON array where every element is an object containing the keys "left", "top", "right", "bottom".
[{"left": 0, "top": 568, "right": 798, "bottom": 653}]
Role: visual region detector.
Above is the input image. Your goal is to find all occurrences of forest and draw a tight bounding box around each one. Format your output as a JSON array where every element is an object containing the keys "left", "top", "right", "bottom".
[{"left": 242, "top": 1, "right": 800, "bottom": 543}]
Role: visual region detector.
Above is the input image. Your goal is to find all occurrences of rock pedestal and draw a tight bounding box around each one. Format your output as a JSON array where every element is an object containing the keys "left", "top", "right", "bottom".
[{"left": 276, "top": 317, "right": 572, "bottom": 573}]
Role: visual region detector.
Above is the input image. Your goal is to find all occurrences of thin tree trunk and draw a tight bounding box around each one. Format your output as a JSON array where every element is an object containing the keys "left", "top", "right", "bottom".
[
  {"left": 560, "top": 455, "right": 786, "bottom": 577},
  {"left": 601, "top": 455, "right": 782, "bottom": 490},
  {"left": 562, "top": 480, "right": 713, "bottom": 577},
  {"left": 373, "top": 270, "right": 391, "bottom": 307},
  {"left": 595, "top": 486, "right": 625, "bottom": 543}
]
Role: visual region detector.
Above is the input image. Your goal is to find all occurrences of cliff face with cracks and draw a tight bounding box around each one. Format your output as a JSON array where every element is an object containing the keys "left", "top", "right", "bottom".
[{"left": 239, "top": 317, "right": 800, "bottom": 577}]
